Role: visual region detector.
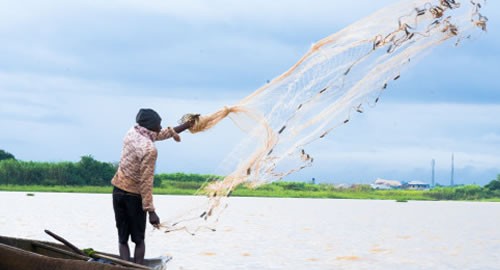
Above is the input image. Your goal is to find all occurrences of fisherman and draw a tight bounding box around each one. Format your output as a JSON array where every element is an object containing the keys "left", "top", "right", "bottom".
[{"left": 111, "top": 108, "right": 194, "bottom": 264}]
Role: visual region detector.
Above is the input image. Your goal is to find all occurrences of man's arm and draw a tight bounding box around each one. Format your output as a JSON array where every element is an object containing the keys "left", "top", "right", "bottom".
[
  {"left": 156, "top": 127, "right": 180, "bottom": 141},
  {"left": 173, "top": 121, "right": 192, "bottom": 133},
  {"left": 139, "top": 147, "right": 161, "bottom": 227},
  {"left": 156, "top": 119, "right": 195, "bottom": 141},
  {"left": 138, "top": 148, "right": 157, "bottom": 213}
]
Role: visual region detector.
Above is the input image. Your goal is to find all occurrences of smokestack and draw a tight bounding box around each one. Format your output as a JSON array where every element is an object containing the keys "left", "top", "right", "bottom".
[
  {"left": 431, "top": 159, "right": 435, "bottom": 187},
  {"left": 450, "top": 153, "right": 455, "bottom": 186}
]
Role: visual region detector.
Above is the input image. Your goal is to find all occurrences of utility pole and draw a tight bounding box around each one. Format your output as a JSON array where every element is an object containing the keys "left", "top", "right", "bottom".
[
  {"left": 431, "top": 159, "right": 435, "bottom": 187},
  {"left": 450, "top": 153, "right": 455, "bottom": 186}
]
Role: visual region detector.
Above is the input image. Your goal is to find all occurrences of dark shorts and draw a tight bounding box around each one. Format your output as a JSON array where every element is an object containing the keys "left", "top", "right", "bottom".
[{"left": 112, "top": 186, "right": 147, "bottom": 244}]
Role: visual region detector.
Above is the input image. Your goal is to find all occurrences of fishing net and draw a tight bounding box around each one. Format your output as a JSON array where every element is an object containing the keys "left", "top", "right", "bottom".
[{"left": 159, "top": 0, "right": 487, "bottom": 234}]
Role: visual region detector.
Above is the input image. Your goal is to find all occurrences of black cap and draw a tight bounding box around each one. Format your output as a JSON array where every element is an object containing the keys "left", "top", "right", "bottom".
[{"left": 136, "top": 108, "right": 162, "bottom": 132}]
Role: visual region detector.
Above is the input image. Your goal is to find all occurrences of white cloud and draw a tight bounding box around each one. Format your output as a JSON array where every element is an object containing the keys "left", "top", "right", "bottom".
[
  {"left": 0, "top": 72, "right": 241, "bottom": 171},
  {"left": 292, "top": 101, "right": 500, "bottom": 183},
  {"left": 109, "top": 0, "right": 399, "bottom": 26},
  {"left": 2, "top": 0, "right": 498, "bottom": 33},
  {"left": 0, "top": 0, "right": 498, "bottom": 184}
]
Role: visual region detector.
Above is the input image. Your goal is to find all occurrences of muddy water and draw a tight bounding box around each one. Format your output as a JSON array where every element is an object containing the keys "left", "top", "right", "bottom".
[{"left": 1, "top": 191, "right": 499, "bottom": 269}]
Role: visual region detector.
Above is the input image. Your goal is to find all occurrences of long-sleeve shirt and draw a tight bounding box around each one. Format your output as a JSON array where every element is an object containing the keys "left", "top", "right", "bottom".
[{"left": 111, "top": 125, "right": 178, "bottom": 212}]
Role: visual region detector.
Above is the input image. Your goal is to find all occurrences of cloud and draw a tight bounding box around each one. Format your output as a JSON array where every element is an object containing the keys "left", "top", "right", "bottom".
[
  {"left": 106, "top": 0, "right": 399, "bottom": 28},
  {"left": 1, "top": 0, "right": 497, "bottom": 98},
  {"left": 0, "top": 71, "right": 241, "bottom": 168},
  {"left": 290, "top": 101, "right": 500, "bottom": 184},
  {"left": 0, "top": 0, "right": 498, "bottom": 185}
]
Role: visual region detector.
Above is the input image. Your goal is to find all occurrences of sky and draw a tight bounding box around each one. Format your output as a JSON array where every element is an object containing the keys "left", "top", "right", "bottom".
[{"left": 0, "top": 0, "right": 499, "bottom": 186}]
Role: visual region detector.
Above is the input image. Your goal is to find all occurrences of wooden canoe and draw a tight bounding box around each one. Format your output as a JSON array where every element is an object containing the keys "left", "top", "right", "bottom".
[{"left": 0, "top": 235, "right": 170, "bottom": 270}]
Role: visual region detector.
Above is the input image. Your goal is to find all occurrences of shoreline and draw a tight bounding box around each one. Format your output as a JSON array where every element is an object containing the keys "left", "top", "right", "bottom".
[{"left": 1, "top": 184, "right": 499, "bottom": 202}]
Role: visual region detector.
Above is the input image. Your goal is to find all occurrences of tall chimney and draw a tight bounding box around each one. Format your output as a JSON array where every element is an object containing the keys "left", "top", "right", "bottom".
[
  {"left": 450, "top": 153, "right": 455, "bottom": 186},
  {"left": 431, "top": 159, "right": 435, "bottom": 187}
]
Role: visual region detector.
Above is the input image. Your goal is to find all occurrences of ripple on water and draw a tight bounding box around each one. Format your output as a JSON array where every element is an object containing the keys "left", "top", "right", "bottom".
[
  {"left": 370, "top": 246, "right": 391, "bottom": 254},
  {"left": 336, "top": 256, "right": 361, "bottom": 261}
]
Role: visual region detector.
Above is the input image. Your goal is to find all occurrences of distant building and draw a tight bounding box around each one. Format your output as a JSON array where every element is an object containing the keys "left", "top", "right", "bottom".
[
  {"left": 370, "top": 178, "right": 402, "bottom": 190},
  {"left": 406, "top": 181, "right": 430, "bottom": 190}
]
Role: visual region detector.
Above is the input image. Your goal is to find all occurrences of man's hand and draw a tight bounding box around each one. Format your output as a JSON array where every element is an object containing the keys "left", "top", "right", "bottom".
[
  {"left": 173, "top": 133, "right": 181, "bottom": 142},
  {"left": 148, "top": 211, "right": 160, "bottom": 228},
  {"left": 188, "top": 114, "right": 200, "bottom": 128},
  {"left": 174, "top": 114, "right": 200, "bottom": 134}
]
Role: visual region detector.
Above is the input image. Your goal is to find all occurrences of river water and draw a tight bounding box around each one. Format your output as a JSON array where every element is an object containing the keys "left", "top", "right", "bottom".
[{"left": 0, "top": 191, "right": 499, "bottom": 269}]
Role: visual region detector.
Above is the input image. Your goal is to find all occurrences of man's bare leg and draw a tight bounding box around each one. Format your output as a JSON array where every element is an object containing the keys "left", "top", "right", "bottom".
[{"left": 119, "top": 242, "right": 131, "bottom": 261}]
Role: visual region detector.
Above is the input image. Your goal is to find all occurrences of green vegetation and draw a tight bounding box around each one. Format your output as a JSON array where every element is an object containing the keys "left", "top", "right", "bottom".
[
  {"left": 154, "top": 172, "right": 222, "bottom": 191},
  {"left": 0, "top": 150, "right": 15, "bottom": 161},
  {"left": 0, "top": 185, "right": 112, "bottom": 193},
  {"left": 0, "top": 149, "right": 499, "bottom": 201},
  {"left": 2, "top": 177, "right": 499, "bottom": 202},
  {"left": 82, "top": 248, "right": 96, "bottom": 257},
  {"left": 231, "top": 181, "right": 500, "bottom": 201},
  {"left": 0, "top": 155, "right": 115, "bottom": 186}
]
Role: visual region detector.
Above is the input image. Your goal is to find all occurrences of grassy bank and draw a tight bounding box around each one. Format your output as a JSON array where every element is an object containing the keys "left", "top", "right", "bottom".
[
  {"left": 1, "top": 181, "right": 499, "bottom": 202},
  {"left": 232, "top": 187, "right": 433, "bottom": 200},
  {"left": 2, "top": 153, "right": 498, "bottom": 201},
  {"left": 0, "top": 185, "right": 112, "bottom": 193},
  {"left": 0, "top": 184, "right": 198, "bottom": 196}
]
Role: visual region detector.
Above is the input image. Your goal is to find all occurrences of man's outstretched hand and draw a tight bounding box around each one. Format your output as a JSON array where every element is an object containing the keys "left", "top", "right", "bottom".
[
  {"left": 170, "top": 113, "right": 200, "bottom": 141},
  {"left": 187, "top": 114, "right": 200, "bottom": 127}
]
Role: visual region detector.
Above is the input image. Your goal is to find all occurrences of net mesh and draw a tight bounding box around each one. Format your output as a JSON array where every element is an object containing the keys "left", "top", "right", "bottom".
[{"left": 159, "top": 0, "right": 487, "bottom": 234}]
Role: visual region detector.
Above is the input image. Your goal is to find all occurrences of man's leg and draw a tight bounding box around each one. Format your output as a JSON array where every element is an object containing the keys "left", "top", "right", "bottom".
[
  {"left": 134, "top": 241, "right": 145, "bottom": 265},
  {"left": 113, "top": 188, "right": 132, "bottom": 262},
  {"left": 119, "top": 242, "right": 131, "bottom": 261},
  {"left": 128, "top": 193, "right": 147, "bottom": 264}
]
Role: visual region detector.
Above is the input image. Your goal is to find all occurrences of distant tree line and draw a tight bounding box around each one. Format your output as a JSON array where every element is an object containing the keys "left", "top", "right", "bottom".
[
  {"left": 0, "top": 149, "right": 223, "bottom": 187},
  {"left": 0, "top": 152, "right": 117, "bottom": 186},
  {"left": 1, "top": 149, "right": 500, "bottom": 200},
  {"left": 0, "top": 150, "right": 15, "bottom": 161}
]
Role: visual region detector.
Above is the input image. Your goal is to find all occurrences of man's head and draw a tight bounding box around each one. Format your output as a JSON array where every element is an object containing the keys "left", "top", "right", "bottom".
[{"left": 136, "top": 108, "right": 162, "bottom": 132}]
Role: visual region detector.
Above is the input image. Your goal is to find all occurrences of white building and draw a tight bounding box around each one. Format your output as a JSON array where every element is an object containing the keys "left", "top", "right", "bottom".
[{"left": 370, "top": 178, "right": 402, "bottom": 190}]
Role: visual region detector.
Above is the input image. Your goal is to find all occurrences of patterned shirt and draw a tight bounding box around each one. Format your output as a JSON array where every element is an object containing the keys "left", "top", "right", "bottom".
[{"left": 111, "top": 125, "right": 178, "bottom": 212}]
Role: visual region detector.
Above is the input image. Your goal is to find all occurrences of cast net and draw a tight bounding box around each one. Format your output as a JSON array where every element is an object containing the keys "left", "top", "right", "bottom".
[{"left": 159, "top": 0, "right": 487, "bottom": 234}]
